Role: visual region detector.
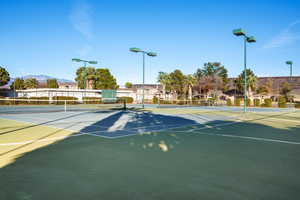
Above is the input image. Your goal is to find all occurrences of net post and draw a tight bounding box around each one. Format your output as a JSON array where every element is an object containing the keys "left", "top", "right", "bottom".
[
  {"left": 64, "top": 100, "right": 67, "bottom": 112},
  {"left": 158, "top": 97, "right": 160, "bottom": 108},
  {"left": 123, "top": 98, "right": 127, "bottom": 110}
]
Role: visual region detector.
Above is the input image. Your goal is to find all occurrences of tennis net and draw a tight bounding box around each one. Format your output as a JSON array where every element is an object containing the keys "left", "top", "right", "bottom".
[{"left": 0, "top": 98, "right": 126, "bottom": 114}]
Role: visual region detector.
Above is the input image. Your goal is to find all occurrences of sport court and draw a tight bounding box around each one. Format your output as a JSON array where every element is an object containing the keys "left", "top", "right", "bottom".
[{"left": 1, "top": 104, "right": 300, "bottom": 199}]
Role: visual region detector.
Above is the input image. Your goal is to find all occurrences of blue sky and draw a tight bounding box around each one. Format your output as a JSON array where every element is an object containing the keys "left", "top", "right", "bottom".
[{"left": 1, "top": 0, "right": 299, "bottom": 85}]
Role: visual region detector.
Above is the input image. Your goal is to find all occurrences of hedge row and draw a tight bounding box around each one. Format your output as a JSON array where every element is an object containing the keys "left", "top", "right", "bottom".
[
  {"left": 0, "top": 97, "right": 51, "bottom": 105},
  {"left": 226, "top": 99, "right": 232, "bottom": 106},
  {"left": 117, "top": 97, "right": 134, "bottom": 103},
  {"left": 278, "top": 96, "right": 287, "bottom": 108},
  {"left": 52, "top": 96, "right": 78, "bottom": 105},
  {"left": 261, "top": 98, "right": 272, "bottom": 107},
  {"left": 254, "top": 99, "right": 260, "bottom": 107},
  {"left": 227, "top": 98, "right": 274, "bottom": 107},
  {"left": 82, "top": 97, "right": 102, "bottom": 104}
]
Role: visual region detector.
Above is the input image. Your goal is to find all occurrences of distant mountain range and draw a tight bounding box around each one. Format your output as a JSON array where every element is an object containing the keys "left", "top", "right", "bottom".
[
  {"left": 0, "top": 75, "right": 75, "bottom": 88},
  {"left": 22, "top": 75, "right": 74, "bottom": 83},
  {"left": 10, "top": 75, "right": 75, "bottom": 83}
]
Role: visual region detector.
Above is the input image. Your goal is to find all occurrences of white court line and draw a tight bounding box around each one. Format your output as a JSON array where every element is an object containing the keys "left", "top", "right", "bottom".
[
  {"left": 0, "top": 133, "right": 86, "bottom": 146},
  {"left": 256, "top": 116, "right": 300, "bottom": 124},
  {"left": 196, "top": 131, "right": 300, "bottom": 145}
]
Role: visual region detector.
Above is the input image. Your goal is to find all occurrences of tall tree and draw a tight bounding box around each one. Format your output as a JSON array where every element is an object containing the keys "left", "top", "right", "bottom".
[
  {"left": 75, "top": 67, "right": 86, "bottom": 89},
  {"left": 194, "top": 62, "right": 229, "bottom": 97},
  {"left": 169, "top": 69, "right": 186, "bottom": 99},
  {"left": 184, "top": 74, "right": 196, "bottom": 100},
  {"left": 94, "top": 68, "right": 118, "bottom": 89},
  {"left": 236, "top": 69, "right": 257, "bottom": 96},
  {"left": 257, "top": 78, "right": 273, "bottom": 95},
  {"left": 75, "top": 67, "right": 96, "bottom": 89},
  {"left": 0, "top": 67, "right": 10, "bottom": 86},
  {"left": 125, "top": 82, "right": 133, "bottom": 88},
  {"left": 24, "top": 78, "right": 39, "bottom": 89},
  {"left": 47, "top": 79, "right": 59, "bottom": 88},
  {"left": 10, "top": 78, "right": 25, "bottom": 90},
  {"left": 280, "top": 82, "right": 292, "bottom": 101},
  {"left": 157, "top": 72, "right": 171, "bottom": 98}
]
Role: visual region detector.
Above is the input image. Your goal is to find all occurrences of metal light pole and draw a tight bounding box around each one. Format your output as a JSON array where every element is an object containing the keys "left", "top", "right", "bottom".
[
  {"left": 286, "top": 61, "right": 293, "bottom": 81},
  {"left": 72, "top": 58, "right": 97, "bottom": 89},
  {"left": 130, "top": 48, "right": 157, "bottom": 109},
  {"left": 233, "top": 29, "right": 256, "bottom": 113}
]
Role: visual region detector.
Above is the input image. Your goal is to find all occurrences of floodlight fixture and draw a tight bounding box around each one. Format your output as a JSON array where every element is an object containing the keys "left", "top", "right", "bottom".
[
  {"left": 147, "top": 52, "right": 157, "bottom": 57},
  {"left": 130, "top": 47, "right": 142, "bottom": 53},
  {"left": 72, "top": 58, "right": 82, "bottom": 62},
  {"left": 233, "top": 28, "right": 246, "bottom": 36},
  {"left": 88, "top": 61, "right": 98, "bottom": 64},
  {"left": 247, "top": 36, "right": 256, "bottom": 43}
]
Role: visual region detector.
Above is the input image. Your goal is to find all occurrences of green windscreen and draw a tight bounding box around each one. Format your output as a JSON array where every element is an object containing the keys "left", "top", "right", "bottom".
[{"left": 102, "top": 90, "right": 117, "bottom": 103}]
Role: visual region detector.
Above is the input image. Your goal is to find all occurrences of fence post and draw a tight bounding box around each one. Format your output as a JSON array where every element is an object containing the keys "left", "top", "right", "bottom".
[{"left": 64, "top": 100, "right": 67, "bottom": 112}]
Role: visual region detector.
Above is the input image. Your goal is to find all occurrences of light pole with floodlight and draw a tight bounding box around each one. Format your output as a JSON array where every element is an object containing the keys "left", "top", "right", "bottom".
[
  {"left": 286, "top": 61, "right": 293, "bottom": 81},
  {"left": 72, "top": 58, "right": 98, "bottom": 89},
  {"left": 129, "top": 48, "right": 157, "bottom": 109},
  {"left": 233, "top": 29, "right": 256, "bottom": 113}
]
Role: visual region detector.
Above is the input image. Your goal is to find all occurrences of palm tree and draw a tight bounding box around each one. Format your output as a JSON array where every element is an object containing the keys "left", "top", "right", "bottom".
[
  {"left": 194, "top": 62, "right": 229, "bottom": 99},
  {"left": 157, "top": 72, "right": 171, "bottom": 100},
  {"left": 236, "top": 69, "right": 257, "bottom": 98},
  {"left": 184, "top": 74, "right": 196, "bottom": 101}
]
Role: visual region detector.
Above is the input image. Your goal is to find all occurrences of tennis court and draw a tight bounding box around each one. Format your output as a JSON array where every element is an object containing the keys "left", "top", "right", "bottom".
[{"left": 1, "top": 103, "right": 300, "bottom": 199}]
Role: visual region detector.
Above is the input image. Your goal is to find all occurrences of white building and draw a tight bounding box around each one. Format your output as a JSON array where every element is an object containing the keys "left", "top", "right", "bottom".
[
  {"left": 14, "top": 84, "right": 164, "bottom": 102},
  {"left": 17, "top": 88, "right": 102, "bottom": 100}
]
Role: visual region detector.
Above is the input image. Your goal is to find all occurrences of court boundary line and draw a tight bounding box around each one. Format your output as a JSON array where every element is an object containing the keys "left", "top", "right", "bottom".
[
  {"left": 0, "top": 132, "right": 86, "bottom": 146},
  {"left": 195, "top": 131, "right": 300, "bottom": 145}
]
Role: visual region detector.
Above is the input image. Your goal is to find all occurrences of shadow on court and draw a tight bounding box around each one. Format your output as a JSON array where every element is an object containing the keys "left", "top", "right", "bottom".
[
  {"left": 79, "top": 110, "right": 197, "bottom": 138},
  {"left": 1, "top": 111, "right": 300, "bottom": 200}
]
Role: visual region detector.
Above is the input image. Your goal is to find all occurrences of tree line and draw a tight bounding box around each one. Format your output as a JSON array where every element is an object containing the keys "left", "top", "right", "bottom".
[
  {"left": 157, "top": 62, "right": 293, "bottom": 101},
  {"left": 0, "top": 66, "right": 119, "bottom": 90},
  {"left": 0, "top": 64, "right": 294, "bottom": 101}
]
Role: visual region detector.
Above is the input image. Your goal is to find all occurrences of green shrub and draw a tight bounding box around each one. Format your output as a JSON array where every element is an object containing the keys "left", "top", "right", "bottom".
[
  {"left": 28, "top": 97, "right": 50, "bottom": 105},
  {"left": 254, "top": 99, "right": 260, "bottom": 107},
  {"left": 261, "top": 98, "right": 272, "bottom": 107},
  {"left": 52, "top": 96, "right": 78, "bottom": 100},
  {"left": 278, "top": 96, "right": 287, "bottom": 108},
  {"left": 176, "top": 100, "right": 188, "bottom": 105},
  {"left": 82, "top": 97, "right": 102, "bottom": 104},
  {"left": 234, "top": 98, "right": 241, "bottom": 106},
  {"left": 159, "top": 100, "right": 172, "bottom": 104},
  {"left": 226, "top": 99, "right": 232, "bottom": 106},
  {"left": 246, "top": 98, "right": 251, "bottom": 106},
  {"left": 0, "top": 97, "right": 51, "bottom": 105},
  {"left": 295, "top": 103, "right": 300, "bottom": 109},
  {"left": 52, "top": 96, "right": 78, "bottom": 104},
  {"left": 152, "top": 96, "right": 158, "bottom": 104},
  {"left": 118, "top": 96, "right": 133, "bottom": 103}
]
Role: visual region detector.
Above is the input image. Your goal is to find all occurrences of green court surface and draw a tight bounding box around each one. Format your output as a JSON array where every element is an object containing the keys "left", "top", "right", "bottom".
[{"left": 0, "top": 109, "right": 300, "bottom": 199}]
